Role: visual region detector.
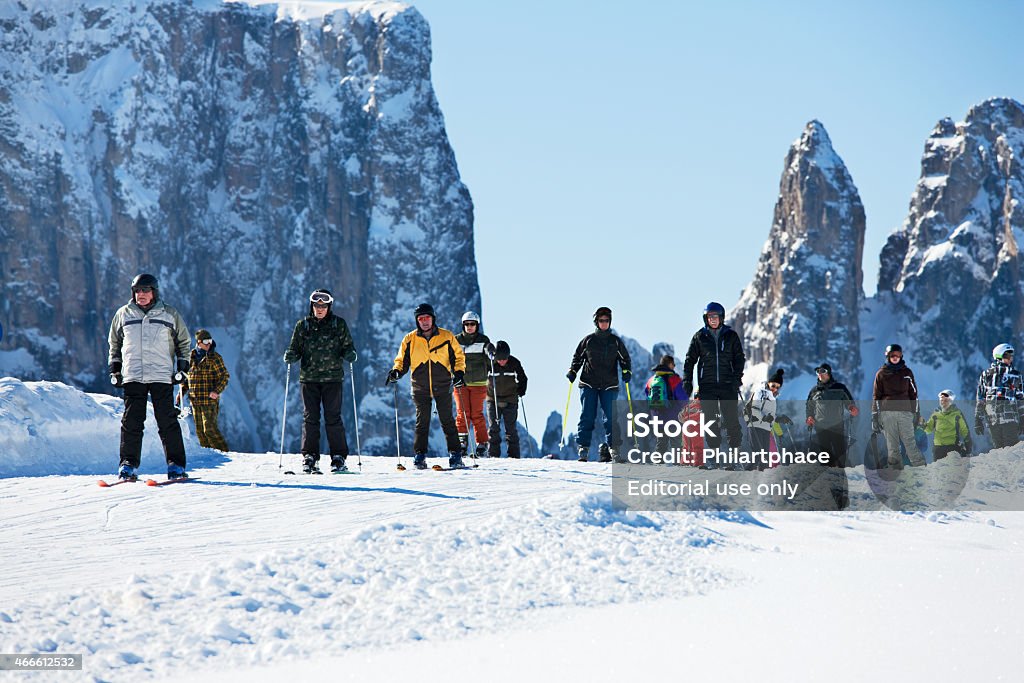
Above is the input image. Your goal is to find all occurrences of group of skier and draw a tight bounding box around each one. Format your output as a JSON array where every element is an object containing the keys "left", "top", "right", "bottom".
[{"left": 106, "top": 273, "right": 1023, "bottom": 481}]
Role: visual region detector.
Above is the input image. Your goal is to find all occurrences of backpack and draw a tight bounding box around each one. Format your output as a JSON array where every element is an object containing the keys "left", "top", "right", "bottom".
[{"left": 648, "top": 374, "right": 670, "bottom": 409}]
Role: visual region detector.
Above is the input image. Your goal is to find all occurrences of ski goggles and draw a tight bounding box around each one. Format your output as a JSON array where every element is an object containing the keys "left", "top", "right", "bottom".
[{"left": 309, "top": 292, "right": 334, "bottom": 305}]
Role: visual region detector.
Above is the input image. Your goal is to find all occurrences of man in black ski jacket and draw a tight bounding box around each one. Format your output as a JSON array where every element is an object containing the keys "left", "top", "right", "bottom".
[
  {"left": 682, "top": 302, "right": 745, "bottom": 456},
  {"left": 805, "top": 363, "right": 858, "bottom": 468},
  {"left": 566, "top": 306, "right": 632, "bottom": 462}
]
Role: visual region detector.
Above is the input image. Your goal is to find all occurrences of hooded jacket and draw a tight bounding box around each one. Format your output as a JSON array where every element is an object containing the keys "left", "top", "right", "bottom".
[
  {"left": 682, "top": 321, "right": 745, "bottom": 396},
  {"left": 924, "top": 403, "right": 971, "bottom": 447},
  {"left": 284, "top": 313, "right": 357, "bottom": 383},
  {"left": 108, "top": 300, "right": 190, "bottom": 384},
  {"left": 872, "top": 359, "right": 918, "bottom": 414},
  {"left": 393, "top": 325, "right": 466, "bottom": 397},
  {"left": 806, "top": 377, "right": 855, "bottom": 431},
  {"left": 455, "top": 330, "right": 493, "bottom": 386},
  {"left": 187, "top": 340, "right": 230, "bottom": 406},
  {"left": 975, "top": 361, "right": 1024, "bottom": 425}
]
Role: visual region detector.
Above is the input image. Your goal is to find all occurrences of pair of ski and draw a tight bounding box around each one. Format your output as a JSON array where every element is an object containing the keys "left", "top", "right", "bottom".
[
  {"left": 283, "top": 468, "right": 357, "bottom": 475},
  {"left": 97, "top": 477, "right": 197, "bottom": 488},
  {"left": 396, "top": 463, "right": 476, "bottom": 471}
]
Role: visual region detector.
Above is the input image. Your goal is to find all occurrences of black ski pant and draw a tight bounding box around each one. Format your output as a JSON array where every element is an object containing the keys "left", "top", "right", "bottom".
[
  {"left": 990, "top": 421, "right": 1019, "bottom": 449},
  {"left": 413, "top": 389, "right": 462, "bottom": 455},
  {"left": 813, "top": 428, "right": 848, "bottom": 468},
  {"left": 933, "top": 445, "right": 967, "bottom": 461},
  {"left": 120, "top": 382, "right": 186, "bottom": 468},
  {"left": 300, "top": 382, "right": 348, "bottom": 459},
  {"left": 487, "top": 399, "right": 520, "bottom": 458},
  {"left": 699, "top": 392, "right": 743, "bottom": 452}
]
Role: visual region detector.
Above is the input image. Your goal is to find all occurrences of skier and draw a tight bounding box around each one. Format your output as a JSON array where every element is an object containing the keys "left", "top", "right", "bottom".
[
  {"left": 871, "top": 344, "right": 926, "bottom": 468},
  {"left": 682, "top": 302, "right": 745, "bottom": 461},
  {"left": 925, "top": 389, "right": 972, "bottom": 460},
  {"left": 805, "top": 363, "right": 858, "bottom": 467},
  {"left": 566, "top": 306, "right": 632, "bottom": 463},
  {"left": 107, "top": 273, "right": 191, "bottom": 481},
  {"left": 283, "top": 289, "right": 358, "bottom": 474},
  {"left": 485, "top": 340, "right": 528, "bottom": 458},
  {"left": 744, "top": 368, "right": 791, "bottom": 469},
  {"left": 454, "top": 311, "right": 492, "bottom": 459},
  {"left": 386, "top": 302, "right": 468, "bottom": 470},
  {"left": 645, "top": 354, "right": 689, "bottom": 454},
  {"left": 974, "top": 343, "right": 1024, "bottom": 449},
  {"left": 186, "top": 329, "right": 230, "bottom": 451}
]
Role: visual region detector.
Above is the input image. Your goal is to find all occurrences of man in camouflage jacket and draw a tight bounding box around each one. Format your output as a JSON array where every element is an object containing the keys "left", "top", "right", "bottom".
[{"left": 283, "top": 289, "right": 358, "bottom": 473}]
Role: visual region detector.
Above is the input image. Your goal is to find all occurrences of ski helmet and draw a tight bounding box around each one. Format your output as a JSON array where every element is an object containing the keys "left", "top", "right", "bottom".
[
  {"left": 593, "top": 306, "right": 612, "bottom": 325},
  {"left": 993, "top": 343, "right": 1015, "bottom": 360},
  {"left": 308, "top": 288, "right": 333, "bottom": 315},
  {"left": 461, "top": 311, "right": 481, "bottom": 326},
  {"left": 885, "top": 343, "right": 903, "bottom": 357},
  {"left": 131, "top": 273, "right": 159, "bottom": 302},
  {"left": 494, "top": 340, "right": 511, "bottom": 361},
  {"left": 414, "top": 302, "right": 436, "bottom": 325},
  {"left": 938, "top": 389, "right": 955, "bottom": 400},
  {"left": 703, "top": 301, "right": 725, "bottom": 326}
]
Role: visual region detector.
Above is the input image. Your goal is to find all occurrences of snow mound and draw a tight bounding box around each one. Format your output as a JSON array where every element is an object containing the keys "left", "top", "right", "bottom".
[{"left": 0, "top": 378, "right": 222, "bottom": 477}]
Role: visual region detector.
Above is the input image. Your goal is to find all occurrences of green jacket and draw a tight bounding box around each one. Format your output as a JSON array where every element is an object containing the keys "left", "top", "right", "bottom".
[
  {"left": 284, "top": 314, "right": 357, "bottom": 383},
  {"left": 455, "top": 330, "right": 492, "bottom": 386},
  {"left": 923, "top": 404, "right": 970, "bottom": 447}
]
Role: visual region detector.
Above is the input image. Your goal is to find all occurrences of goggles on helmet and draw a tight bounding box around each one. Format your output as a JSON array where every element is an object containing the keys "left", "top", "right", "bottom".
[{"left": 310, "top": 292, "right": 334, "bottom": 305}]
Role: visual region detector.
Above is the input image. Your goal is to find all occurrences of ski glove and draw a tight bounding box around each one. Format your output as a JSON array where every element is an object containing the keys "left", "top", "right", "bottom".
[
  {"left": 344, "top": 350, "right": 358, "bottom": 364},
  {"left": 453, "top": 370, "right": 465, "bottom": 388},
  {"left": 283, "top": 351, "right": 299, "bottom": 364},
  {"left": 485, "top": 343, "right": 496, "bottom": 360},
  {"left": 385, "top": 369, "right": 401, "bottom": 385},
  {"left": 974, "top": 417, "right": 985, "bottom": 435},
  {"left": 683, "top": 382, "right": 693, "bottom": 397},
  {"left": 173, "top": 359, "right": 189, "bottom": 385},
  {"left": 109, "top": 362, "right": 123, "bottom": 388},
  {"left": 566, "top": 370, "right": 577, "bottom": 383},
  {"left": 871, "top": 414, "right": 881, "bottom": 434},
  {"left": 776, "top": 414, "right": 793, "bottom": 426},
  {"left": 805, "top": 416, "right": 815, "bottom": 428},
  {"left": 621, "top": 369, "right": 631, "bottom": 384},
  {"left": 849, "top": 405, "right": 860, "bottom": 417},
  {"left": 517, "top": 386, "right": 527, "bottom": 397}
]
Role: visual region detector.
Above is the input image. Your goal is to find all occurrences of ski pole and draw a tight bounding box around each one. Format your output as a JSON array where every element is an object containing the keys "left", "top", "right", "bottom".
[
  {"left": 561, "top": 379, "right": 574, "bottom": 447},
  {"left": 520, "top": 396, "right": 529, "bottom": 435},
  {"left": 393, "top": 381, "right": 404, "bottom": 471},
  {"left": 278, "top": 364, "right": 291, "bottom": 469},
  {"left": 624, "top": 380, "right": 639, "bottom": 450},
  {"left": 350, "top": 362, "right": 362, "bottom": 471}
]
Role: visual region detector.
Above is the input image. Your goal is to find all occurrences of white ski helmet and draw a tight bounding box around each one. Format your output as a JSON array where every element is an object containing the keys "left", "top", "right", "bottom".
[
  {"left": 461, "top": 311, "right": 481, "bottom": 326},
  {"left": 938, "top": 389, "right": 955, "bottom": 400},
  {"left": 993, "top": 343, "right": 1015, "bottom": 360}
]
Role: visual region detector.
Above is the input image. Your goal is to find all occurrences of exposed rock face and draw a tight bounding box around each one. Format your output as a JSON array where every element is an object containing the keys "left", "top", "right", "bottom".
[
  {"left": 0, "top": 1, "right": 480, "bottom": 451},
  {"left": 732, "top": 120, "right": 866, "bottom": 389},
  {"left": 876, "top": 98, "right": 1024, "bottom": 389}
]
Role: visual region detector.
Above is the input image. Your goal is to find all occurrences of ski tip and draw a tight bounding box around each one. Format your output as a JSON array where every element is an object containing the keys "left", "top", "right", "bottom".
[
  {"left": 431, "top": 464, "right": 444, "bottom": 471},
  {"left": 146, "top": 479, "right": 159, "bottom": 486},
  {"left": 396, "top": 464, "right": 406, "bottom": 471},
  {"left": 97, "top": 479, "right": 110, "bottom": 487}
]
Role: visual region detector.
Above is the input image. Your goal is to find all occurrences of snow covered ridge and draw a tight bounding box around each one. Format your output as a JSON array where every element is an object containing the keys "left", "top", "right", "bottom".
[
  {"left": 0, "top": 377, "right": 219, "bottom": 477},
  {"left": 0, "top": 0, "right": 479, "bottom": 454}
]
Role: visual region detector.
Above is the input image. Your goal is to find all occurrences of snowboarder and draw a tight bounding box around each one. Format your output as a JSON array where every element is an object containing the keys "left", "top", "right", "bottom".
[
  {"left": 283, "top": 289, "right": 358, "bottom": 474},
  {"left": 745, "top": 368, "right": 791, "bottom": 469},
  {"left": 805, "top": 363, "right": 857, "bottom": 467},
  {"left": 925, "top": 389, "right": 972, "bottom": 460},
  {"left": 186, "top": 329, "right": 230, "bottom": 451},
  {"left": 454, "top": 310, "right": 492, "bottom": 459},
  {"left": 645, "top": 354, "right": 689, "bottom": 454},
  {"left": 566, "top": 306, "right": 632, "bottom": 463},
  {"left": 486, "top": 340, "right": 528, "bottom": 458},
  {"left": 682, "top": 302, "right": 745, "bottom": 461},
  {"left": 871, "top": 344, "right": 926, "bottom": 468},
  {"left": 107, "top": 273, "right": 191, "bottom": 481},
  {"left": 974, "top": 343, "right": 1024, "bottom": 450},
  {"left": 386, "top": 302, "right": 468, "bottom": 470}
]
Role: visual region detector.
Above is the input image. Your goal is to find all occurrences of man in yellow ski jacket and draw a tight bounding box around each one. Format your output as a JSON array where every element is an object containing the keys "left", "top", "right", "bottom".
[{"left": 387, "top": 302, "right": 467, "bottom": 469}]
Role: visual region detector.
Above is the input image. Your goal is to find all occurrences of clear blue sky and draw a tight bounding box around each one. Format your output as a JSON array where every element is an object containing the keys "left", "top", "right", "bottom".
[{"left": 407, "top": 0, "right": 1022, "bottom": 445}]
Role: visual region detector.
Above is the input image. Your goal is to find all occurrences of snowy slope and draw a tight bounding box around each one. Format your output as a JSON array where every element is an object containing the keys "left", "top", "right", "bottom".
[{"left": 3, "top": 380, "right": 1024, "bottom": 681}]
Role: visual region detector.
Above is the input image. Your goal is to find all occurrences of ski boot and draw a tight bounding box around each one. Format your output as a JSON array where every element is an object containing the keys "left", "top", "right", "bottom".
[
  {"left": 598, "top": 443, "right": 612, "bottom": 463},
  {"left": 118, "top": 463, "right": 138, "bottom": 482},
  {"left": 302, "top": 456, "right": 322, "bottom": 474},
  {"left": 448, "top": 451, "right": 468, "bottom": 470},
  {"left": 577, "top": 446, "right": 589, "bottom": 462},
  {"left": 330, "top": 456, "right": 348, "bottom": 474},
  {"left": 166, "top": 463, "right": 188, "bottom": 480},
  {"left": 413, "top": 453, "right": 428, "bottom": 470},
  {"left": 474, "top": 444, "right": 488, "bottom": 459},
  {"left": 610, "top": 447, "right": 624, "bottom": 464}
]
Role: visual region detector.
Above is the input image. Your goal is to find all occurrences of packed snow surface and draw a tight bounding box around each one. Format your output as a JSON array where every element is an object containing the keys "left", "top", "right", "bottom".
[{"left": 2, "top": 378, "right": 1024, "bottom": 681}]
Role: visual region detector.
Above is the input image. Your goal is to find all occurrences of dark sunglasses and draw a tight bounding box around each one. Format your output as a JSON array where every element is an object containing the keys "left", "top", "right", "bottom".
[
  {"left": 133, "top": 286, "right": 154, "bottom": 294},
  {"left": 596, "top": 318, "right": 611, "bottom": 323}
]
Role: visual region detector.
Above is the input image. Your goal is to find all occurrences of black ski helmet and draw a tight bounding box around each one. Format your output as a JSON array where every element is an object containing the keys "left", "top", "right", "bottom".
[
  {"left": 885, "top": 343, "right": 903, "bottom": 358},
  {"left": 703, "top": 301, "right": 725, "bottom": 326},
  {"left": 593, "top": 306, "right": 612, "bottom": 326},
  {"left": 131, "top": 273, "right": 159, "bottom": 301},
  {"left": 414, "top": 302, "right": 436, "bottom": 325},
  {"left": 308, "top": 288, "right": 334, "bottom": 316}
]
